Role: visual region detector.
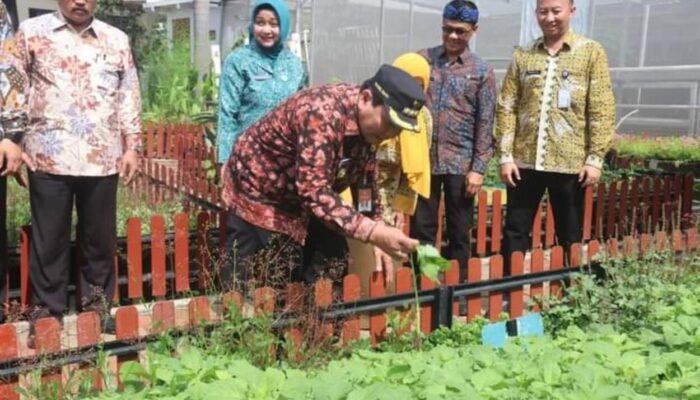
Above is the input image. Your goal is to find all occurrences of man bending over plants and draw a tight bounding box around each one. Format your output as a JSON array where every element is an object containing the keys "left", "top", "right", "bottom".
[{"left": 221, "top": 65, "right": 424, "bottom": 288}]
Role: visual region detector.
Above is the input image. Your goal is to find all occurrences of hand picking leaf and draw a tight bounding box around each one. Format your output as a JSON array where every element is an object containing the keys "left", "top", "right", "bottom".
[{"left": 416, "top": 244, "right": 451, "bottom": 284}]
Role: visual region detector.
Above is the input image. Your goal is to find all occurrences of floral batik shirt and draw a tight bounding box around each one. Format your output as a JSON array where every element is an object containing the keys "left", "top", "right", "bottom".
[
  {"left": 495, "top": 31, "right": 615, "bottom": 174},
  {"left": 419, "top": 45, "right": 497, "bottom": 176},
  {"left": 222, "top": 84, "right": 381, "bottom": 244},
  {"left": 11, "top": 12, "right": 142, "bottom": 176}
]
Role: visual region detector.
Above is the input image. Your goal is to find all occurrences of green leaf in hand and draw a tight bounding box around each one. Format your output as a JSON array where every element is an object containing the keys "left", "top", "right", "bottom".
[{"left": 416, "top": 244, "right": 451, "bottom": 284}]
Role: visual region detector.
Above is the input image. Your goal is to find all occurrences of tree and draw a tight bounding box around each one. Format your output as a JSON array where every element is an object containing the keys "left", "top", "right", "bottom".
[{"left": 96, "top": 0, "right": 162, "bottom": 70}]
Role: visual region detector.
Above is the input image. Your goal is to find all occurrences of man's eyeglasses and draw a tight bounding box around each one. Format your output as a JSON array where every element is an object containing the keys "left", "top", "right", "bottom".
[{"left": 442, "top": 26, "right": 471, "bottom": 37}]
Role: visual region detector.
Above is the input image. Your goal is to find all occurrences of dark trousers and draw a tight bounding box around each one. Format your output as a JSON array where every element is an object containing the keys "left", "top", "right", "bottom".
[
  {"left": 0, "top": 177, "right": 7, "bottom": 322},
  {"left": 299, "top": 216, "right": 349, "bottom": 284},
  {"left": 410, "top": 174, "right": 474, "bottom": 280},
  {"left": 502, "top": 169, "right": 584, "bottom": 275},
  {"left": 28, "top": 172, "right": 118, "bottom": 318},
  {"left": 223, "top": 211, "right": 301, "bottom": 290}
]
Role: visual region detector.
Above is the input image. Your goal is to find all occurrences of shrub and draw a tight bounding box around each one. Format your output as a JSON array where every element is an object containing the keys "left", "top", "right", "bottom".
[{"left": 613, "top": 134, "right": 700, "bottom": 163}]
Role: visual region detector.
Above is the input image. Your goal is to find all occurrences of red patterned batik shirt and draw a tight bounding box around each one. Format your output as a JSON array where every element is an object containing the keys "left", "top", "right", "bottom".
[{"left": 222, "top": 84, "right": 381, "bottom": 244}]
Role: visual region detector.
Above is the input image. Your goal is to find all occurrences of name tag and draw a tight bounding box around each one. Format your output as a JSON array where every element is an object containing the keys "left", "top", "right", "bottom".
[
  {"left": 357, "top": 187, "right": 373, "bottom": 213},
  {"left": 558, "top": 89, "right": 571, "bottom": 109}
]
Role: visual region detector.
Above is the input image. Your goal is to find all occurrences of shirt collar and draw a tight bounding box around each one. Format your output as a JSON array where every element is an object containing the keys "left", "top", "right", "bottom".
[
  {"left": 438, "top": 45, "right": 469, "bottom": 64},
  {"left": 535, "top": 28, "right": 578, "bottom": 51},
  {"left": 51, "top": 11, "right": 98, "bottom": 38},
  {"left": 563, "top": 30, "right": 578, "bottom": 47},
  {"left": 535, "top": 30, "right": 578, "bottom": 53}
]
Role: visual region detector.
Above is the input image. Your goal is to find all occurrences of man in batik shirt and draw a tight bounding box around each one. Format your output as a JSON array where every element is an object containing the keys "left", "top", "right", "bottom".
[
  {"left": 222, "top": 65, "right": 425, "bottom": 287},
  {"left": 495, "top": 0, "right": 615, "bottom": 274},
  {"left": 10, "top": 0, "right": 142, "bottom": 327},
  {"left": 411, "top": 0, "right": 497, "bottom": 281}
]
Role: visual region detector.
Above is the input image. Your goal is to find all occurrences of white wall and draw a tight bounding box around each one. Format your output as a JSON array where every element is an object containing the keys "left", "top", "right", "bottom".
[{"left": 17, "top": 0, "right": 57, "bottom": 23}]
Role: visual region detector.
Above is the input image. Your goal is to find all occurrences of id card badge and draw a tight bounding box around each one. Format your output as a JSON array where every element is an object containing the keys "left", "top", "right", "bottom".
[
  {"left": 357, "top": 184, "right": 373, "bottom": 214},
  {"left": 558, "top": 89, "right": 571, "bottom": 109}
]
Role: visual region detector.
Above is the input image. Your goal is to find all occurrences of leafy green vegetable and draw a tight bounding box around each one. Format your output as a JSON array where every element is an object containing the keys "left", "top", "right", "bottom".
[
  {"left": 23, "top": 251, "right": 696, "bottom": 400},
  {"left": 415, "top": 245, "right": 452, "bottom": 284},
  {"left": 87, "top": 254, "right": 700, "bottom": 400}
]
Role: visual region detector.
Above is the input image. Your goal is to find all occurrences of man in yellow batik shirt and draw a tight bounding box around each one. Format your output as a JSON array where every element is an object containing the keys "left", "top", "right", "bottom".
[{"left": 495, "top": 0, "right": 615, "bottom": 274}]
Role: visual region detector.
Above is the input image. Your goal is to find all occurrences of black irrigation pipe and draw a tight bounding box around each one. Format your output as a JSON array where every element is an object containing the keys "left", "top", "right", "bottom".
[
  {"left": 315, "top": 264, "right": 596, "bottom": 321},
  {"left": 183, "top": 193, "right": 224, "bottom": 212},
  {"left": 142, "top": 175, "right": 223, "bottom": 212},
  {"left": 0, "top": 331, "right": 179, "bottom": 379},
  {"left": 0, "top": 263, "right": 600, "bottom": 379},
  {"left": 0, "top": 340, "right": 149, "bottom": 379},
  {"left": 0, "top": 317, "right": 234, "bottom": 379}
]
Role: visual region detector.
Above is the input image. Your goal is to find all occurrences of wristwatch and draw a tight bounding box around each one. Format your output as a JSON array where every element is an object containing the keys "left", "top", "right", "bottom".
[
  {"left": 127, "top": 143, "right": 143, "bottom": 153},
  {"left": 124, "top": 134, "right": 143, "bottom": 154},
  {"left": 0, "top": 114, "right": 27, "bottom": 144}
]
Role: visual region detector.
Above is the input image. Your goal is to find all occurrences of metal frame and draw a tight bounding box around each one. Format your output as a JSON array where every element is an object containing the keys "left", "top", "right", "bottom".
[{"left": 611, "top": 68, "right": 700, "bottom": 135}]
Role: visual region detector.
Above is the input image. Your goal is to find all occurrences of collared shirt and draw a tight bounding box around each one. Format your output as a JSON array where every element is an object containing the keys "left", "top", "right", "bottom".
[
  {"left": 419, "top": 46, "right": 497, "bottom": 175},
  {"left": 11, "top": 12, "right": 142, "bottom": 176},
  {"left": 495, "top": 31, "right": 616, "bottom": 174},
  {"left": 222, "top": 84, "right": 380, "bottom": 244}
]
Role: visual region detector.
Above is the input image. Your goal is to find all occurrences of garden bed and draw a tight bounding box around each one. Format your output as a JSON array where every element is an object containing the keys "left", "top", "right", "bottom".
[
  {"left": 20, "top": 246, "right": 699, "bottom": 400},
  {"left": 609, "top": 134, "right": 700, "bottom": 177},
  {"left": 1, "top": 231, "right": 698, "bottom": 399}
]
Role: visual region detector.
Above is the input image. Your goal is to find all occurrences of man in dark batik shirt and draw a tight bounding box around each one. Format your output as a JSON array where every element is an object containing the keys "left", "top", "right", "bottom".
[
  {"left": 222, "top": 65, "right": 425, "bottom": 287},
  {"left": 410, "top": 0, "right": 497, "bottom": 280}
]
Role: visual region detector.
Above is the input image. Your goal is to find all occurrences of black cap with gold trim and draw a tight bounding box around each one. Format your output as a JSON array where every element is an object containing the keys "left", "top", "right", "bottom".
[{"left": 370, "top": 64, "right": 426, "bottom": 132}]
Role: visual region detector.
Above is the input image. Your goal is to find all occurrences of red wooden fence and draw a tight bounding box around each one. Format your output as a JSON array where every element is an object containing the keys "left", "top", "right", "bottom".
[
  {"left": 6, "top": 153, "right": 695, "bottom": 311},
  {"left": 0, "top": 228, "right": 697, "bottom": 397},
  {"left": 3, "top": 123, "right": 696, "bottom": 324},
  {"left": 139, "top": 123, "right": 697, "bottom": 250},
  {"left": 139, "top": 122, "right": 221, "bottom": 209}
]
